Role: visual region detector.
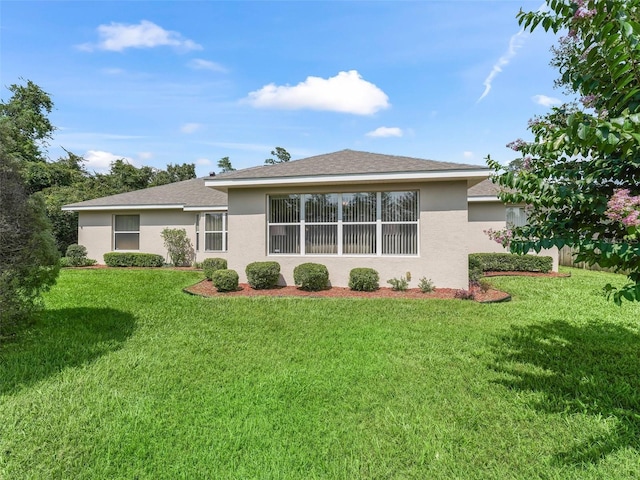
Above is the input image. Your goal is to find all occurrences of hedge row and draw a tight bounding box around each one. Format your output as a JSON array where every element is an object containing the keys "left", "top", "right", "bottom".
[
  {"left": 103, "top": 252, "right": 165, "bottom": 267},
  {"left": 469, "top": 253, "right": 553, "bottom": 279}
]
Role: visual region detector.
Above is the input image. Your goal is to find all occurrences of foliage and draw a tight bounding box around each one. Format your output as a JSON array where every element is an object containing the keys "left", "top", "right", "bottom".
[
  {"left": 488, "top": 0, "right": 640, "bottom": 303},
  {"left": 387, "top": 276, "right": 409, "bottom": 292},
  {"left": 217, "top": 156, "right": 235, "bottom": 173},
  {"left": 61, "top": 244, "right": 96, "bottom": 267},
  {"left": 264, "top": 146, "right": 291, "bottom": 165},
  {"left": 103, "top": 252, "right": 164, "bottom": 268},
  {"left": 454, "top": 289, "right": 475, "bottom": 300},
  {"left": 66, "top": 244, "right": 87, "bottom": 261},
  {"left": 202, "top": 257, "right": 228, "bottom": 280},
  {"left": 0, "top": 110, "right": 59, "bottom": 336},
  {"left": 348, "top": 268, "right": 380, "bottom": 291},
  {"left": 470, "top": 253, "right": 553, "bottom": 274},
  {"left": 418, "top": 277, "right": 435, "bottom": 293},
  {"left": 293, "top": 263, "right": 329, "bottom": 291},
  {"left": 160, "top": 228, "right": 194, "bottom": 267},
  {"left": 211, "top": 269, "right": 239, "bottom": 292},
  {"left": 245, "top": 261, "right": 281, "bottom": 289},
  {"left": 469, "top": 255, "right": 483, "bottom": 283}
]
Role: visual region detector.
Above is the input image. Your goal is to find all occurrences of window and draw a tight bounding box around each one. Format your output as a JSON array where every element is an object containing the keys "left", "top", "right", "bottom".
[
  {"left": 205, "top": 213, "right": 227, "bottom": 251},
  {"left": 195, "top": 214, "right": 200, "bottom": 252},
  {"left": 268, "top": 191, "right": 418, "bottom": 256},
  {"left": 506, "top": 206, "right": 528, "bottom": 228},
  {"left": 114, "top": 215, "right": 139, "bottom": 250}
]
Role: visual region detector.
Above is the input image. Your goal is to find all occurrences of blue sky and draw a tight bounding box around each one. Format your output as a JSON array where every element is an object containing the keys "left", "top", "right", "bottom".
[{"left": 1, "top": 1, "right": 568, "bottom": 176}]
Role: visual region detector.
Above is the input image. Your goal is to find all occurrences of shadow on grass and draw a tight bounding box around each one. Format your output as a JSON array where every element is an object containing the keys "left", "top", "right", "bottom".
[
  {"left": 0, "top": 308, "right": 135, "bottom": 396},
  {"left": 491, "top": 320, "right": 640, "bottom": 466}
]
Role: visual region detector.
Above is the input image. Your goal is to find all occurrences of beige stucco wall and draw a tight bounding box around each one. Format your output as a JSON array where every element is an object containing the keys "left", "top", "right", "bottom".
[
  {"left": 468, "top": 201, "right": 559, "bottom": 271},
  {"left": 226, "top": 181, "right": 470, "bottom": 289},
  {"left": 77, "top": 209, "right": 228, "bottom": 264}
]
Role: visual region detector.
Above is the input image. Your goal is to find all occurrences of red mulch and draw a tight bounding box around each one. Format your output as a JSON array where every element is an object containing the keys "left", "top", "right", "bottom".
[{"left": 185, "top": 280, "right": 511, "bottom": 303}]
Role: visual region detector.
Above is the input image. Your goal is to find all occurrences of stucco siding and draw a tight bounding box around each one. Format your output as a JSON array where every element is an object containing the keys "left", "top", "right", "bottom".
[{"left": 225, "top": 181, "right": 471, "bottom": 289}]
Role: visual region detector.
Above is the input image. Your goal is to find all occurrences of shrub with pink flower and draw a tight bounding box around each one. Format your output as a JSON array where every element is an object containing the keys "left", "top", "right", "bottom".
[
  {"left": 484, "top": 228, "right": 513, "bottom": 248},
  {"left": 605, "top": 189, "right": 640, "bottom": 229}
]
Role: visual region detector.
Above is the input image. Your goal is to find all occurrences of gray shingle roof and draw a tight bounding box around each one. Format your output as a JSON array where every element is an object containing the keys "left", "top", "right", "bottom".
[
  {"left": 63, "top": 177, "right": 228, "bottom": 209},
  {"left": 467, "top": 178, "right": 500, "bottom": 197},
  {"left": 207, "top": 149, "right": 488, "bottom": 181}
]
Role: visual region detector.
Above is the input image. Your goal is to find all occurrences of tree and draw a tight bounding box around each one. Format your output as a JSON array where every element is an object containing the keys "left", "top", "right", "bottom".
[
  {"left": 161, "top": 228, "right": 194, "bottom": 266},
  {"left": 264, "top": 147, "right": 291, "bottom": 165},
  {"left": 217, "top": 156, "right": 235, "bottom": 173},
  {"left": 488, "top": 0, "right": 640, "bottom": 304},
  {"left": 0, "top": 122, "right": 59, "bottom": 336}
]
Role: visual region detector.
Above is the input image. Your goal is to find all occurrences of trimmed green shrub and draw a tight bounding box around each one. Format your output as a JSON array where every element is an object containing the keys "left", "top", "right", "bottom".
[
  {"left": 103, "top": 252, "right": 165, "bottom": 267},
  {"left": 63, "top": 244, "right": 96, "bottom": 267},
  {"left": 349, "top": 268, "right": 379, "bottom": 291},
  {"left": 211, "top": 269, "right": 239, "bottom": 292},
  {"left": 202, "top": 257, "right": 227, "bottom": 280},
  {"left": 161, "top": 228, "right": 194, "bottom": 266},
  {"left": 293, "top": 263, "right": 329, "bottom": 291},
  {"left": 470, "top": 253, "right": 553, "bottom": 274},
  {"left": 469, "top": 254, "right": 483, "bottom": 282},
  {"left": 388, "top": 276, "right": 409, "bottom": 291},
  {"left": 66, "top": 244, "right": 87, "bottom": 261},
  {"left": 245, "top": 261, "right": 280, "bottom": 289}
]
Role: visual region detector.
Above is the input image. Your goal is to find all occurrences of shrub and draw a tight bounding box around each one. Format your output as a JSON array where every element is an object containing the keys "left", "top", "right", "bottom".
[
  {"left": 455, "top": 289, "right": 475, "bottom": 300},
  {"left": 211, "top": 269, "right": 239, "bottom": 292},
  {"left": 418, "top": 277, "right": 435, "bottom": 293},
  {"left": 63, "top": 244, "right": 96, "bottom": 267},
  {"left": 161, "top": 228, "right": 194, "bottom": 266},
  {"left": 103, "top": 252, "right": 165, "bottom": 267},
  {"left": 469, "top": 255, "right": 483, "bottom": 282},
  {"left": 293, "top": 263, "right": 329, "bottom": 291},
  {"left": 245, "top": 261, "right": 280, "bottom": 289},
  {"left": 202, "top": 257, "right": 227, "bottom": 280},
  {"left": 349, "top": 268, "right": 379, "bottom": 291},
  {"left": 66, "top": 244, "right": 87, "bottom": 261},
  {"left": 470, "top": 253, "right": 553, "bottom": 274},
  {"left": 388, "top": 276, "right": 409, "bottom": 292}
]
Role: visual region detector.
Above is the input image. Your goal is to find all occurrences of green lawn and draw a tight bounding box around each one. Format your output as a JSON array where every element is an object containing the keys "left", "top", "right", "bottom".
[{"left": 1, "top": 268, "right": 639, "bottom": 479}]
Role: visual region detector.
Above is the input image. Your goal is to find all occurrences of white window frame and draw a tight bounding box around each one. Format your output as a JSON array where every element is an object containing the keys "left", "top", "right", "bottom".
[
  {"left": 113, "top": 214, "right": 140, "bottom": 251},
  {"left": 267, "top": 191, "right": 419, "bottom": 257},
  {"left": 204, "top": 212, "right": 227, "bottom": 252},
  {"left": 506, "top": 206, "right": 528, "bottom": 228},
  {"left": 195, "top": 214, "right": 200, "bottom": 252}
]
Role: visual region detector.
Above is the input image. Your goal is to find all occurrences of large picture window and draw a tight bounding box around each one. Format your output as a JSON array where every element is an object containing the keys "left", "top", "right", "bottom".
[
  {"left": 205, "top": 213, "right": 227, "bottom": 251},
  {"left": 114, "top": 215, "right": 140, "bottom": 250},
  {"left": 268, "top": 191, "right": 418, "bottom": 256},
  {"left": 506, "top": 206, "right": 528, "bottom": 228}
]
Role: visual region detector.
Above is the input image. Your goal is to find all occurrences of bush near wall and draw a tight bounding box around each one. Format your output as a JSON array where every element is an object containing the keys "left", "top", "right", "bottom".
[
  {"left": 103, "top": 252, "right": 165, "bottom": 267},
  {"left": 245, "top": 261, "right": 280, "bottom": 289},
  {"left": 211, "top": 269, "right": 239, "bottom": 292},
  {"left": 202, "top": 258, "right": 227, "bottom": 280},
  {"left": 469, "top": 253, "right": 553, "bottom": 274},
  {"left": 349, "top": 268, "right": 380, "bottom": 292},
  {"left": 293, "top": 263, "right": 329, "bottom": 291}
]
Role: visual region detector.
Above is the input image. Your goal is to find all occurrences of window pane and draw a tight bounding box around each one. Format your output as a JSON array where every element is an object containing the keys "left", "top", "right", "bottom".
[
  {"left": 270, "top": 195, "right": 300, "bottom": 223},
  {"left": 206, "top": 213, "right": 223, "bottom": 231},
  {"left": 269, "top": 225, "right": 300, "bottom": 254},
  {"left": 115, "top": 215, "right": 139, "bottom": 231},
  {"left": 305, "top": 225, "right": 337, "bottom": 254},
  {"left": 115, "top": 233, "right": 139, "bottom": 250},
  {"left": 506, "top": 207, "right": 527, "bottom": 227},
  {"left": 382, "top": 191, "right": 418, "bottom": 222},
  {"left": 382, "top": 224, "right": 417, "bottom": 255},
  {"left": 342, "top": 193, "right": 376, "bottom": 223},
  {"left": 343, "top": 224, "right": 376, "bottom": 254},
  {"left": 305, "top": 194, "right": 338, "bottom": 222},
  {"left": 205, "top": 232, "right": 223, "bottom": 251}
]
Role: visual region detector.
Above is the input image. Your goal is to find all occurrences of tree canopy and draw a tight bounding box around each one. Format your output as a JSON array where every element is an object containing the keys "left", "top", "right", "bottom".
[
  {"left": 489, "top": 0, "right": 640, "bottom": 304},
  {"left": 264, "top": 147, "right": 291, "bottom": 165}
]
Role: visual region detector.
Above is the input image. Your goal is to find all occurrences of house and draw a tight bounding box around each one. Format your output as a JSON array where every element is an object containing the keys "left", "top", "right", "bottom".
[{"left": 63, "top": 149, "right": 557, "bottom": 289}]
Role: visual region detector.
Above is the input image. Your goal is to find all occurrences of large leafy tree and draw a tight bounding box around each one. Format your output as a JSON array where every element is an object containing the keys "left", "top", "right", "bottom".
[
  {"left": 264, "top": 147, "right": 291, "bottom": 165},
  {"left": 489, "top": 0, "right": 640, "bottom": 304}
]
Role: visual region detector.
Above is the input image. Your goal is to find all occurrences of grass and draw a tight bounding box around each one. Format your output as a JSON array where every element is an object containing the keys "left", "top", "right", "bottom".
[{"left": 1, "top": 267, "right": 639, "bottom": 479}]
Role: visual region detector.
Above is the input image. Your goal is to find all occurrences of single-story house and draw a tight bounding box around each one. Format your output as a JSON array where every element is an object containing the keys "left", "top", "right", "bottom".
[{"left": 63, "top": 149, "right": 557, "bottom": 289}]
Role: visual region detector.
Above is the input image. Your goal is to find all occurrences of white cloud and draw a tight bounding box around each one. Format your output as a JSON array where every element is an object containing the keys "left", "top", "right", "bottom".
[
  {"left": 84, "top": 150, "right": 132, "bottom": 172},
  {"left": 101, "top": 67, "right": 125, "bottom": 75},
  {"left": 463, "top": 151, "right": 474, "bottom": 159},
  {"left": 366, "top": 126, "right": 403, "bottom": 138},
  {"left": 188, "top": 59, "right": 228, "bottom": 73},
  {"left": 180, "top": 123, "right": 202, "bottom": 134},
  {"left": 138, "top": 151, "right": 153, "bottom": 160},
  {"left": 79, "top": 20, "right": 202, "bottom": 52},
  {"left": 196, "top": 158, "right": 212, "bottom": 166},
  {"left": 532, "top": 94, "right": 562, "bottom": 107},
  {"left": 478, "top": 2, "right": 547, "bottom": 102},
  {"left": 246, "top": 70, "right": 390, "bottom": 115}
]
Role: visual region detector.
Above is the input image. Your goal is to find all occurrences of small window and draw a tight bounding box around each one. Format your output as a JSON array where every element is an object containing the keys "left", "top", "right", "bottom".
[
  {"left": 506, "top": 206, "right": 528, "bottom": 228},
  {"left": 205, "top": 213, "right": 227, "bottom": 251},
  {"left": 114, "top": 215, "right": 140, "bottom": 250},
  {"left": 195, "top": 214, "right": 200, "bottom": 252}
]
